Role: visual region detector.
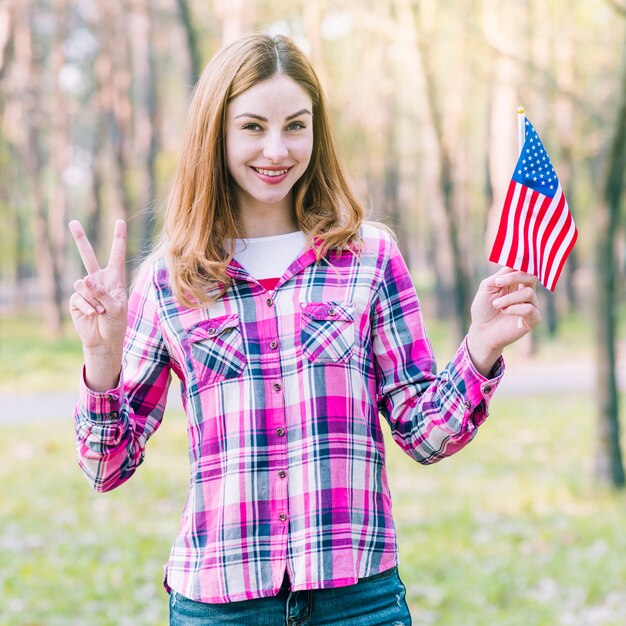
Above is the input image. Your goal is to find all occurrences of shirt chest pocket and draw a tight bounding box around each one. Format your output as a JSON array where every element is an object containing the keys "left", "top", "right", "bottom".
[
  {"left": 300, "top": 302, "right": 356, "bottom": 363},
  {"left": 187, "top": 315, "right": 247, "bottom": 387}
]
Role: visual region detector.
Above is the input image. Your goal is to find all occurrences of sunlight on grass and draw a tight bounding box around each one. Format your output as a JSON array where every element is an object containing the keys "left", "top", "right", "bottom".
[
  {"left": 0, "top": 316, "right": 83, "bottom": 393},
  {"left": 2, "top": 394, "right": 626, "bottom": 625}
]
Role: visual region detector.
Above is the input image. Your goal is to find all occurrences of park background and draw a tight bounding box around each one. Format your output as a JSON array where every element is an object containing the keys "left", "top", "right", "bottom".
[{"left": 0, "top": 0, "right": 625, "bottom": 624}]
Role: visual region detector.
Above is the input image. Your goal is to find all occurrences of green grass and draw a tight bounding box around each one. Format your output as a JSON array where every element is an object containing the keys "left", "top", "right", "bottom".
[
  {"left": 2, "top": 394, "right": 626, "bottom": 625},
  {"left": 0, "top": 315, "right": 83, "bottom": 393}
]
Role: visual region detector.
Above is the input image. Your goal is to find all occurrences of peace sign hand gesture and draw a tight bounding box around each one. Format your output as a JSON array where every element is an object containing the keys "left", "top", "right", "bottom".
[{"left": 69, "top": 220, "right": 128, "bottom": 391}]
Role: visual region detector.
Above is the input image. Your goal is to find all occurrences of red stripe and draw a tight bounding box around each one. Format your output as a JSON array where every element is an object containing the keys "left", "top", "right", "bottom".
[
  {"left": 531, "top": 194, "right": 553, "bottom": 281},
  {"left": 520, "top": 190, "right": 539, "bottom": 272},
  {"left": 537, "top": 193, "right": 566, "bottom": 285},
  {"left": 543, "top": 205, "right": 576, "bottom": 291},
  {"left": 489, "top": 180, "right": 517, "bottom": 264},
  {"left": 505, "top": 185, "right": 529, "bottom": 268},
  {"left": 545, "top": 221, "right": 578, "bottom": 291}
]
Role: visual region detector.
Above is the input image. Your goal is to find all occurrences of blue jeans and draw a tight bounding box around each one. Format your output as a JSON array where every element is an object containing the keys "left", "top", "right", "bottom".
[{"left": 169, "top": 566, "right": 412, "bottom": 625}]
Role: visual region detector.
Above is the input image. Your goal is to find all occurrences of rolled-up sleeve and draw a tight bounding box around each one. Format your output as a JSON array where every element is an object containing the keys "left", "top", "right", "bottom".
[
  {"left": 371, "top": 236, "right": 504, "bottom": 464},
  {"left": 73, "top": 264, "right": 172, "bottom": 491}
]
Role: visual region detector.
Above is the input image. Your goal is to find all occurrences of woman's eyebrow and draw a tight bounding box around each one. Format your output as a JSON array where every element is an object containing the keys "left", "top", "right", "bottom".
[
  {"left": 285, "top": 108, "right": 312, "bottom": 121},
  {"left": 234, "top": 108, "right": 312, "bottom": 122}
]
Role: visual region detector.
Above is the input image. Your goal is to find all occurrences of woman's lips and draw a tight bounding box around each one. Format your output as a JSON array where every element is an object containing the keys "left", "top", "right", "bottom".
[{"left": 251, "top": 166, "right": 292, "bottom": 184}]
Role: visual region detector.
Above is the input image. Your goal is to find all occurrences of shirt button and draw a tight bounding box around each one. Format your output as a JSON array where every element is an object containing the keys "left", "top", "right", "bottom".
[
  {"left": 328, "top": 308, "right": 336, "bottom": 316},
  {"left": 107, "top": 395, "right": 117, "bottom": 403},
  {"left": 269, "top": 340, "right": 278, "bottom": 350},
  {"left": 109, "top": 411, "right": 118, "bottom": 419},
  {"left": 279, "top": 513, "right": 287, "bottom": 522},
  {"left": 483, "top": 385, "right": 492, "bottom": 394},
  {"left": 273, "top": 383, "right": 282, "bottom": 392},
  {"left": 276, "top": 427, "right": 286, "bottom": 437},
  {"left": 278, "top": 470, "right": 287, "bottom": 478},
  {"left": 207, "top": 327, "right": 216, "bottom": 335},
  {"left": 463, "top": 401, "right": 471, "bottom": 410},
  {"left": 266, "top": 297, "right": 274, "bottom": 307}
]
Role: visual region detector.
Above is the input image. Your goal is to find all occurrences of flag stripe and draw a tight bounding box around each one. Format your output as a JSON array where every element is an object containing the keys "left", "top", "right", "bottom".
[
  {"left": 538, "top": 189, "right": 567, "bottom": 287},
  {"left": 489, "top": 180, "right": 517, "bottom": 264},
  {"left": 544, "top": 210, "right": 578, "bottom": 291}
]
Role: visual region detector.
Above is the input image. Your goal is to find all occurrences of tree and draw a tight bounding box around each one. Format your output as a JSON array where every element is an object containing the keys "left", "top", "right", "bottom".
[{"left": 593, "top": 31, "right": 626, "bottom": 488}]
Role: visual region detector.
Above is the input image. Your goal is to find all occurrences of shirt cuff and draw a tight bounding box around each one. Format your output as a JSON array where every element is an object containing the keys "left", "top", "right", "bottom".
[
  {"left": 79, "top": 365, "right": 124, "bottom": 422},
  {"left": 447, "top": 338, "right": 505, "bottom": 426}
]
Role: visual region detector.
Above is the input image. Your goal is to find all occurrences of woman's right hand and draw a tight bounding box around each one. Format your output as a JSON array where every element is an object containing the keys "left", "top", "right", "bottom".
[{"left": 68, "top": 219, "right": 128, "bottom": 357}]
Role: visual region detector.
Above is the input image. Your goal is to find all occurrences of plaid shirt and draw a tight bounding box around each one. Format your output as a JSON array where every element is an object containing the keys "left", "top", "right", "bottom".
[{"left": 74, "top": 224, "right": 503, "bottom": 604}]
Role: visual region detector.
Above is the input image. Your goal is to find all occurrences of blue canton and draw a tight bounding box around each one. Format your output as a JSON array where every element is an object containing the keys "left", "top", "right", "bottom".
[{"left": 512, "top": 119, "right": 559, "bottom": 199}]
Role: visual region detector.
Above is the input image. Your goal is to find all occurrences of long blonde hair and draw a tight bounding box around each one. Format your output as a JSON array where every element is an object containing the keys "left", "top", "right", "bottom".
[{"left": 161, "top": 33, "right": 364, "bottom": 308}]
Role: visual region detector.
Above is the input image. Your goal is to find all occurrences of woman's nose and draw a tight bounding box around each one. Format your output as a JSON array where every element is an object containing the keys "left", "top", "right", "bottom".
[{"left": 263, "top": 132, "right": 289, "bottom": 162}]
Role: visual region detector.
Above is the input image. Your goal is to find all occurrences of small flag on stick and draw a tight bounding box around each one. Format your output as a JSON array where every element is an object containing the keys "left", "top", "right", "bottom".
[{"left": 489, "top": 113, "right": 578, "bottom": 291}]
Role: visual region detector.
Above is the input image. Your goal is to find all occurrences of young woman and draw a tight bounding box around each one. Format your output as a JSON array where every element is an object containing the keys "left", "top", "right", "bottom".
[{"left": 69, "top": 33, "right": 540, "bottom": 625}]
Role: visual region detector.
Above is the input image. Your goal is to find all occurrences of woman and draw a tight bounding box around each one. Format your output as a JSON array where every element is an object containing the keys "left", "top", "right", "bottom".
[{"left": 69, "top": 33, "right": 540, "bottom": 625}]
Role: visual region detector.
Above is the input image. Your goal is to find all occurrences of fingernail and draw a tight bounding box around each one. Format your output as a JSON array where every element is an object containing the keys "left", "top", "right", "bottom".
[
  {"left": 495, "top": 278, "right": 504, "bottom": 286},
  {"left": 84, "top": 276, "right": 93, "bottom": 288},
  {"left": 96, "top": 305, "right": 105, "bottom": 314},
  {"left": 493, "top": 298, "right": 501, "bottom": 308}
]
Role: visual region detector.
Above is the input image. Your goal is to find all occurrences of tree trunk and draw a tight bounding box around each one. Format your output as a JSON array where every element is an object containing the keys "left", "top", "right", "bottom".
[
  {"left": 593, "top": 37, "right": 626, "bottom": 488},
  {"left": 413, "top": 2, "right": 471, "bottom": 342},
  {"left": 0, "top": 0, "right": 13, "bottom": 81},
  {"left": 49, "top": 0, "right": 70, "bottom": 322},
  {"left": 12, "top": 1, "right": 64, "bottom": 335},
  {"left": 176, "top": 0, "right": 202, "bottom": 85},
  {"left": 131, "top": 0, "right": 160, "bottom": 257}
]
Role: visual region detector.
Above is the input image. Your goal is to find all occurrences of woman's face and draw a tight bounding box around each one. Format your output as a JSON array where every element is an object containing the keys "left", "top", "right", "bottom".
[{"left": 226, "top": 73, "right": 314, "bottom": 215}]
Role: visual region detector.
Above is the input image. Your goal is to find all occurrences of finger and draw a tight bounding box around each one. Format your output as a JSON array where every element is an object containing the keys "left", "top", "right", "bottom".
[
  {"left": 69, "top": 292, "right": 97, "bottom": 317},
  {"left": 494, "top": 270, "right": 537, "bottom": 289},
  {"left": 493, "top": 286, "right": 538, "bottom": 309},
  {"left": 74, "top": 279, "right": 106, "bottom": 314},
  {"left": 497, "top": 302, "right": 542, "bottom": 326},
  {"left": 69, "top": 220, "right": 101, "bottom": 275},
  {"left": 83, "top": 276, "right": 126, "bottom": 313},
  {"left": 107, "top": 220, "right": 127, "bottom": 277}
]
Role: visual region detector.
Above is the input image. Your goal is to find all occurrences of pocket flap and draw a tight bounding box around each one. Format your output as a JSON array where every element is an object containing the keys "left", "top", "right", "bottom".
[
  {"left": 187, "top": 314, "right": 240, "bottom": 343},
  {"left": 301, "top": 302, "right": 355, "bottom": 322}
]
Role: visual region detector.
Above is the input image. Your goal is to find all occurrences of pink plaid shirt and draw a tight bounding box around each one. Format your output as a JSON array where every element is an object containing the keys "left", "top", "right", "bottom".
[{"left": 74, "top": 224, "right": 503, "bottom": 603}]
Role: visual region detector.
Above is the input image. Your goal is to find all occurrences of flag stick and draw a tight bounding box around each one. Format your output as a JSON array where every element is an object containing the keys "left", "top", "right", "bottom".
[{"left": 516, "top": 107, "right": 525, "bottom": 329}]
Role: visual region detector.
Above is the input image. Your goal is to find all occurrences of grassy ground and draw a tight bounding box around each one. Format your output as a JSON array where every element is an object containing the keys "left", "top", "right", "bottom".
[
  {"left": 1, "top": 309, "right": 625, "bottom": 624},
  {"left": 2, "top": 394, "right": 626, "bottom": 625}
]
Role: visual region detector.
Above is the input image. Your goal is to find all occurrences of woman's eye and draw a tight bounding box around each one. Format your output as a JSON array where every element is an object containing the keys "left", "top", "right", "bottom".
[
  {"left": 286, "top": 121, "right": 306, "bottom": 131},
  {"left": 242, "top": 123, "right": 262, "bottom": 131}
]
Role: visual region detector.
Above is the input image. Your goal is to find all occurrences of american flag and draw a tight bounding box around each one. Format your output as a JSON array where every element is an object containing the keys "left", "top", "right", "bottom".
[{"left": 489, "top": 118, "right": 577, "bottom": 291}]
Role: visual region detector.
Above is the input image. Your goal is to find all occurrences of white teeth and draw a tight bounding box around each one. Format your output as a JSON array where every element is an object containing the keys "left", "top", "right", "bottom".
[{"left": 254, "top": 167, "right": 288, "bottom": 177}]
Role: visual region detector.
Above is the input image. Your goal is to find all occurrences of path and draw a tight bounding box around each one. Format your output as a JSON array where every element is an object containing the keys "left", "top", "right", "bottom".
[{"left": 1, "top": 355, "right": 624, "bottom": 424}]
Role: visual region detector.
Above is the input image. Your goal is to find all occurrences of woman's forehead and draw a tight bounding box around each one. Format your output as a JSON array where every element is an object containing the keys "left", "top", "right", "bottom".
[{"left": 228, "top": 74, "right": 312, "bottom": 116}]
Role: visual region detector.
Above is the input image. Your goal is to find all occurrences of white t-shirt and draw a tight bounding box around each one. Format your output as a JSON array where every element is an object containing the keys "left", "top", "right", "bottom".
[{"left": 233, "top": 231, "right": 307, "bottom": 280}]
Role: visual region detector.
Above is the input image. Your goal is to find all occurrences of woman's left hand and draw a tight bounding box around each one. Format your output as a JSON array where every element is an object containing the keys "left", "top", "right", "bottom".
[{"left": 466, "top": 267, "right": 541, "bottom": 376}]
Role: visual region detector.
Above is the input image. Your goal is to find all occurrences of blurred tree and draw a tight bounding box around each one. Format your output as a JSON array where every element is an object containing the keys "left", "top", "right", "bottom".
[
  {"left": 412, "top": 0, "right": 472, "bottom": 342},
  {"left": 6, "top": 1, "right": 66, "bottom": 335},
  {"left": 130, "top": 0, "right": 159, "bottom": 257},
  {"left": 594, "top": 27, "right": 626, "bottom": 488},
  {"left": 176, "top": 0, "right": 201, "bottom": 84}
]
